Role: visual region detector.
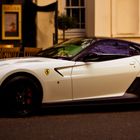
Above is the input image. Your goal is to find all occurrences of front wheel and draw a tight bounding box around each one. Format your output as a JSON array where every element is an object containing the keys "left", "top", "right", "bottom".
[{"left": 2, "top": 76, "right": 43, "bottom": 116}]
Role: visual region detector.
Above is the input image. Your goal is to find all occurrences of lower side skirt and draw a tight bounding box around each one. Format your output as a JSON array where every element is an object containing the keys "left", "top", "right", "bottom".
[{"left": 42, "top": 93, "right": 140, "bottom": 108}]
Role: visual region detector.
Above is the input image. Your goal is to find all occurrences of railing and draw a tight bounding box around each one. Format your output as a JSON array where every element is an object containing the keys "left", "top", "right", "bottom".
[
  {"left": 0, "top": 47, "right": 42, "bottom": 59},
  {"left": 0, "top": 48, "right": 20, "bottom": 59},
  {"left": 24, "top": 47, "right": 42, "bottom": 57}
]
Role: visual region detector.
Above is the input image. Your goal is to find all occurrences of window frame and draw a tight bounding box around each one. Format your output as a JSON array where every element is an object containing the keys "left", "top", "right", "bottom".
[{"left": 65, "top": 0, "right": 85, "bottom": 29}]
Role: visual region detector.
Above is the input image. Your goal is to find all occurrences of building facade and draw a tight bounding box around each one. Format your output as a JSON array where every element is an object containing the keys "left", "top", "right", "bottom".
[
  {"left": 36, "top": 0, "right": 140, "bottom": 48},
  {"left": 1, "top": 0, "right": 140, "bottom": 48}
]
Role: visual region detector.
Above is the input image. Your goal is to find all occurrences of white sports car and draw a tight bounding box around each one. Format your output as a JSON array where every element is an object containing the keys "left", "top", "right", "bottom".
[{"left": 1, "top": 37, "right": 140, "bottom": 115}]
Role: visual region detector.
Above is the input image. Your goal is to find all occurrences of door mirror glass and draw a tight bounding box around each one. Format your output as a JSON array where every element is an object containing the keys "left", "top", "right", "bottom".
[{"left": 83, "top": 53, "right": 99, "bottom": 62}]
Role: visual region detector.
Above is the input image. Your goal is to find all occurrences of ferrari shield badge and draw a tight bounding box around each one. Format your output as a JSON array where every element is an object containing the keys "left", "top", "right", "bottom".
[{"left": 45, "top": 69, "right": 50, "bottom": 75}]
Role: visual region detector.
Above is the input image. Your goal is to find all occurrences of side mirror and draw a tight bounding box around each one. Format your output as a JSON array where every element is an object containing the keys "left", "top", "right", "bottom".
[{"left": 83, "top": 53, "right": 99, "bottom": 62}]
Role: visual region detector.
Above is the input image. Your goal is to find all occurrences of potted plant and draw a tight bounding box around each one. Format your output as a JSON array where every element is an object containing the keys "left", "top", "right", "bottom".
[{"left": 57, "top": 14, "right": 77, "bottom": 41}]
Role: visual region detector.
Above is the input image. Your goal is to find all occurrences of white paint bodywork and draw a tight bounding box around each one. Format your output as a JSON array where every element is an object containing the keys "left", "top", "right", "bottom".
[
  {"left": 72, "top": 57, "right": 140, "bottom": 100},
  {"left": 0, "top": 56, "right": 140, "bottom": 104}
]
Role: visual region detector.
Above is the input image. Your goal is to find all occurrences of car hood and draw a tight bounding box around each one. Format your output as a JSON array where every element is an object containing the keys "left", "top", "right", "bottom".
[{"left": 0, "top": 57, "right": 70, "bottom": 66}]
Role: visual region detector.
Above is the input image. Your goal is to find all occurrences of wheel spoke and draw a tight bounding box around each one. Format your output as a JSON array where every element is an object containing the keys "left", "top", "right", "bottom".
[{"left": 15, "top": 86, "right": 33, "bottom": 114}]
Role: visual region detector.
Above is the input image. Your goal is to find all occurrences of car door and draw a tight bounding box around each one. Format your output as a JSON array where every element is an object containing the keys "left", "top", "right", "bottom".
[{"left": 72, "top": 40, "right": 140, "bottom": 100}]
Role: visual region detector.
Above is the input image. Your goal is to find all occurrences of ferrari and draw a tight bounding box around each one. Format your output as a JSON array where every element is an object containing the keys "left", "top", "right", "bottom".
[{"left": 1, "top": 37, "right": 140, "bottom": 115}]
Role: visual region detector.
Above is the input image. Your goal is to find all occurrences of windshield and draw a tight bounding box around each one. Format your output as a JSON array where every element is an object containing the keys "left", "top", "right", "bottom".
[{"left": 36, "top": 38, "right": 94, "bottom": 60}]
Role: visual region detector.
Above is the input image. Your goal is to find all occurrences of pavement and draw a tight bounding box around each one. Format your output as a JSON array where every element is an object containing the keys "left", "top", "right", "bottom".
[{"left": 0, "top": 104, "right": 140, "bottom": 140}]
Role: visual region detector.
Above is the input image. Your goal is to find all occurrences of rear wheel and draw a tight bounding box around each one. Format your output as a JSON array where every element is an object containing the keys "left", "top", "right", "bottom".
[{"left": 2, "top": 76, "right": 42, "bottom": 116}]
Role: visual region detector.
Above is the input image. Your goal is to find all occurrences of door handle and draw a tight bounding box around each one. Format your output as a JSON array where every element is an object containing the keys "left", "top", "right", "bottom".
[{"left": 130, "top": 61, "right": 135, "bottom": 65}]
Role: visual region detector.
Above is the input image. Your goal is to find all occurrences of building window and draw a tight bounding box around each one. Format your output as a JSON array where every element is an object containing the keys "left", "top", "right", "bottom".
[{"left": 65, "top": 0, "right": 85, "bottom": 29}]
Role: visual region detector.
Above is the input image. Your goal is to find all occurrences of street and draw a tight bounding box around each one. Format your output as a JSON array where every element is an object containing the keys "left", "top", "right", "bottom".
[{"left": 0, "top": 104, "right": 140, "bottom": 140}]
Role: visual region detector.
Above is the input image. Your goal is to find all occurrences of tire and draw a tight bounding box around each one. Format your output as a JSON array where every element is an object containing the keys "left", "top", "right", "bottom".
[{"left": 2, "top": 76, "right": 42, "bottom": 116}]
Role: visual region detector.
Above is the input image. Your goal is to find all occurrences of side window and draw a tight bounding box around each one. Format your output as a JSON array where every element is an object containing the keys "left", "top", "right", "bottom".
[
  {"left": 91, "top": 41, "right": 130, "bottom": 56},
  {"left": 77, "top": 40, "right": 140, "bottom": 62},
  {"left": 129, "top": 46, "right": 140, "bottom": 56},
  {"left": 80, "top": 41, "right": 131, "bottom": 62}
]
